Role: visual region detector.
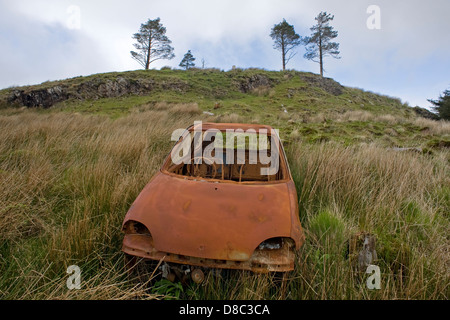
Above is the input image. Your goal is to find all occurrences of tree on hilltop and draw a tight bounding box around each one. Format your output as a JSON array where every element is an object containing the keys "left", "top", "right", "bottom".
[
  {"left": 303, "top": 12, "right": 340, "bottom": 77},
  {"left": 270, "top": 19, "right": 302, "bottom": 71},
  {"left": 179, "top": 50, "right": 196, "bottom": 70},
  {"left": 131, "top": 18, "right": 175, "bottom": 70}
]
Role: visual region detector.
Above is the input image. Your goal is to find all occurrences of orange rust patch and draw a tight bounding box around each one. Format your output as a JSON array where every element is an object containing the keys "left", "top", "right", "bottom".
[{"left": 183, "top": 199, "right": 192, "bottom": 212}]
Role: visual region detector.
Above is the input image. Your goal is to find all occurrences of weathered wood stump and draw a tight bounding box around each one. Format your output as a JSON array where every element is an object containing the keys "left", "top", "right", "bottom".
[{"left": 348, "top": 232, "right": 377, "bottom": 271}]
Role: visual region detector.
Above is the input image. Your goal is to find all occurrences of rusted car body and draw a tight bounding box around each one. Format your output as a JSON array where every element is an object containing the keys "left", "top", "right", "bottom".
[{"left": 122, "top": 122, "right": 304, "bottom": 277}]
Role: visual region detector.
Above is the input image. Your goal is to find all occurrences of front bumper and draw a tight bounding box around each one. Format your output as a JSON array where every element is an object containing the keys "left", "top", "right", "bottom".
[{"left": 122, "top": 234, "right": 296, "bottom": 273}]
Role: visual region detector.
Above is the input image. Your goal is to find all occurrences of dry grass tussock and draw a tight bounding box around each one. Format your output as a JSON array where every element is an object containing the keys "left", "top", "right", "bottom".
[
  {"left": 251, "top": 86, "right": 275, "bottom": 97},
  {"left": 216, "top": 113, "right": 243, "bottom": 123},
  {"left": 321, "top": 110, "right": 402, "bottom": 124},
  {"left": 144, "top": 102, "right": 202, "bottom": 116},
  {"left": 412, "top": 117, "right": 450, "bottom": 136},
  {"left": 308, "top": 110, "right": 450, "bottom": 133}
]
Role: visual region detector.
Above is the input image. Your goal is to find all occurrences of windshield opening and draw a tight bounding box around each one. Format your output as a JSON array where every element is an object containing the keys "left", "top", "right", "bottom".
[{"left": 164, "top": 129, "right": 286, "bottom": 182}]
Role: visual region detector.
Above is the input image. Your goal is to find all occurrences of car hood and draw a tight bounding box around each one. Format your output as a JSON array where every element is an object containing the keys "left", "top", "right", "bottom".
[{"left": 123, "top": 172, "right": 302, "bottom": 261}]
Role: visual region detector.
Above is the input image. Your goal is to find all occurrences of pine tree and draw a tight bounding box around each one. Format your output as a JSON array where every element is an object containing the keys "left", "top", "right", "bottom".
[
  {"left": 270, "top": 19, "right": 302, "bottom": 71},
  {"left": 179, "top": 50, "right": 196, "bottom": 70},
  {"left": 428, "top": 89, "right": 450, "bottom": 120},
  {"left": 303, "top": 12, "right": 340, "bottom": 77},
  {"left": 131, "top": 18, "right": 175, "bottom": 70}
]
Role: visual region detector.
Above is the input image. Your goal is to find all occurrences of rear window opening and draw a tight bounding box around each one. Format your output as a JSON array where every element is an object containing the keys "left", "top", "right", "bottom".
[{"left": 164, "top": 129, "right": 287, "bottom": 182}]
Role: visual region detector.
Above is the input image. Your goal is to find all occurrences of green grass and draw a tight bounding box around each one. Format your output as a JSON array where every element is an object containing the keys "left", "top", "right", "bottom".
[{"left": 0, "top": 69, "right": 449, "bottom": 300}]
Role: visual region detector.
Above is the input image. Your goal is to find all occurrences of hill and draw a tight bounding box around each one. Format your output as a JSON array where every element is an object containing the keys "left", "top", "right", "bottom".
[
  {"left": 0, "top": 68, "right": 413, "bottom": 116},
  {"left": 0, "top": 68, "right": 447, "bottom": 150},
  {"left": 0, "top": 69, "right": 449, "bottom": 300}
]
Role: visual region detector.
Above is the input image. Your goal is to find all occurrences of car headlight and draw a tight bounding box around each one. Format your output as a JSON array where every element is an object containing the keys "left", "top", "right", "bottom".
[
  {"left": 123, "top": 221, "right": 151, "bottom": 235},
  {"left": 258, "top": 237, "right": 294, "bottom": 250}
]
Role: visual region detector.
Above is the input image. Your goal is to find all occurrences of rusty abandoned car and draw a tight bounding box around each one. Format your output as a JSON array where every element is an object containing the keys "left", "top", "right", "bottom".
[{"left": 122, "top": 122, "right": 304, "bottom": 283}]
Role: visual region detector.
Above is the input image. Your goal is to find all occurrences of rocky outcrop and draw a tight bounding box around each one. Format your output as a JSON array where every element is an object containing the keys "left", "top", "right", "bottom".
[
  {"left": 8, "top": 86, "right": 68, "bottom": 108},
  {"left": 237, "top": 74, "right": 272, "bottom": 93},
  {"left": 300, "top": 73, "right": 344, "bottom": 96},
  {"left": 6, "top": 76, "right": 189, "bottom": 109},
  {"left": 75, "top": 77, "right": 155, "bottom": 100}
]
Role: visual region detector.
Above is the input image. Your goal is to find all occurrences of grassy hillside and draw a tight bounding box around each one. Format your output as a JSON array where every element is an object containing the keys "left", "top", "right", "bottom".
[
  {"left": 1, "top": 68, "right": 446, "bottom": 150},
  {"left": 0, "top": 69, "right": 449, "bottom": 300}
]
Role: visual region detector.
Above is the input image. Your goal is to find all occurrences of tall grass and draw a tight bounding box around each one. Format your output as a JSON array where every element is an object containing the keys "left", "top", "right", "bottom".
[
  {"left": 309, "top": 110, "right": 450, "bottom": 135},
  {"left": 0, "top": 106, "right": 204, "bottom": 299},
  {"left": 287, "top": 143, "right": 449, "bottom": 299},
  {"left": 0, "top": 106, "right": 448, "bottom": 300}
]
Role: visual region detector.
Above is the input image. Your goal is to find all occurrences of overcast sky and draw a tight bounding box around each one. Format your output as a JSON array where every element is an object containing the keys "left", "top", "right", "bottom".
[{"left": 1, "top": 0, "right": 449, "bottom": 109}]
